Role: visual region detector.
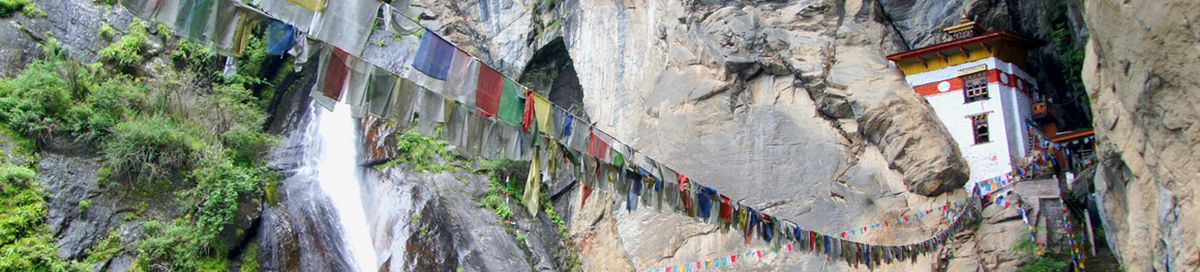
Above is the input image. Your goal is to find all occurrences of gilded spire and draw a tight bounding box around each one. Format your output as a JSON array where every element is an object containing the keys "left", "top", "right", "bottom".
[{"left": 942, "top": 11, "right": 982, "bottom": 39}]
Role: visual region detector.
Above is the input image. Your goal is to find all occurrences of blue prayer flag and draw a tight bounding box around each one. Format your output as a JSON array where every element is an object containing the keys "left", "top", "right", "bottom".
[
  {"left": 412, "top": 29, "right": 455, "bottom": 80},
  {"left": 266, "top": 21, "right": 296, "bottom": 56}
]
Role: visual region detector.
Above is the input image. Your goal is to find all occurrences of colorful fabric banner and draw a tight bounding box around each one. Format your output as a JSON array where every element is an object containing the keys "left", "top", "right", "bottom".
[
  {"left": 387, "top": 77, "right": 421, "bottom": 128},
  {"left": 588, "top": 130, "right": 610, "bottom": 160},
  {"left": 497, "top": 78, "right": 524, "bottom": 125},
  {"left": 286, "top": 0, "right": 325, "bottom": 12},
  {"left": 322, "top": 47, "right": 351, "bottom": 101},
  {"left": 524, "top": 149, "right": 542, "bottom": 216},
  {"left": 308, "top": 0, "right": 379, "bottom": 55},
  {"left": 522, "top": 90, "right": 536, "bottom": 132},
  {"left": 365, "top": 67, "right": 397, "bottom": 118},
  {"left": 266, "top": 20, "right": 296, "bottom": 56},
  {"left": 445, "top": 49, "right": 479, "bottom": 106},
  {"left": 213, "top": 3, "right": 259, "bottom": 57},
  {"left": 412, "top": 30, "right": 456, "bottom": 80},
  {"left": 475, "top": 65, "right": 503, "bottom": 117},
  {"left": 176, "top": 0, "right": 215, "bottom": 43},
  {"left": 534, "top": 96, "right": 553, "bottom": 137}
]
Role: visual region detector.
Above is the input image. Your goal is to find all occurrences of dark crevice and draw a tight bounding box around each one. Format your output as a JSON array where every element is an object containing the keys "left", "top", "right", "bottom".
[{"left": 518, "top": 37, "right": 585, "bottom": 116}]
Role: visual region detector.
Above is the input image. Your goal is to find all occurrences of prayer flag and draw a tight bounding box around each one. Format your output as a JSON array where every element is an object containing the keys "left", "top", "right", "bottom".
[
  {"left": 266, "top": 20, "right": 296, "bottom": 56},
  {"left": 588, "top": 130, "right": 609, "bottom": 160},
  {"left": 522, "top": 90, "right": 536, "bottom": 132},
  {"left": 287, "top": 0, "right": 325, "bottom": 11},
  {"left": 523, "top": 149, "right": 542, "bottom": 216},
  {"left": 533, "top": 95, "right": 553, "bottom": 136},
  {"left": 364, "top": 68, "right": 396, "bottom": 118},
  {"left": 497, "top": 78, "right": 524, "bottom": 124},
  {"left": 445, "top": 50, "right": 479, "bottom": 105},
  {"left": 475, "top": 65, "right": 503, "bottom": 117},
  {"left": 412, "top": 30, "right": 455, "bottom": 80},
  {"left": 308, "top": 0, "right": 380, "bottom": 55},
  {"left": 322, "top": 47, "right": 351, "bottom": 101}
]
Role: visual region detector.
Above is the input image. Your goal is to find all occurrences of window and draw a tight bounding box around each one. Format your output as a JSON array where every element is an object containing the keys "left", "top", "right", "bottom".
[
  {"left": 962, "top": 72, "right": 988, "bottom": 103},
  {"left": 971, "top": 114, "right": 990, "bottom": 144}
]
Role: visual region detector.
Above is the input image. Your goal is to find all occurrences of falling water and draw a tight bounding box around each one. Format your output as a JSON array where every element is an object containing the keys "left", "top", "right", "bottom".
[{"left": 314, "top": 102, "right": 377, "bottom": 271}]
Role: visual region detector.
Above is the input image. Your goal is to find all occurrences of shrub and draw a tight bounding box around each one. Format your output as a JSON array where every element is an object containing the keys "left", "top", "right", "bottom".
[
  {"left": 0, "top": 60, "right": 73, "bottom": 136},
  {"left": 378, "top": 130, "right": 458, "bottom": 173},
  {"left": 0, "top": 0, "right": 29, "bottom": 18},
  {"left": 0, "top": 165, "right": 82, "bottom": 271},
  {"left": 102, "top": 115, "right": 204, "bottom": 186},
  {"left": 169, "top": 39, "right": 216, "bottom": 71},
  {"left": 97, "top": 19, "right": 150, "bottom": 72}
]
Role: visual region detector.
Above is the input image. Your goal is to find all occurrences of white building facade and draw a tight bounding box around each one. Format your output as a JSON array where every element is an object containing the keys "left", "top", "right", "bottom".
[{"left": 901, "top": 57, "right": 1037, "bottom": 188}]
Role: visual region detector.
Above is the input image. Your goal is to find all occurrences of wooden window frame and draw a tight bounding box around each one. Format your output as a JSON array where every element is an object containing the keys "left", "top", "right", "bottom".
[
  {"left": 962, "top": 72, "right": 989, "bottom": 103},
  {"left": 971, "top": 113, "right": 990, "bottom": 144}
]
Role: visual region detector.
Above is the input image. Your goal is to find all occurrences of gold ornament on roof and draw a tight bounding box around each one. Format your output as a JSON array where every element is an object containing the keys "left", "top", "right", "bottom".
[{"left": 943, "top": 12, "right": 983, "bottom": 39}]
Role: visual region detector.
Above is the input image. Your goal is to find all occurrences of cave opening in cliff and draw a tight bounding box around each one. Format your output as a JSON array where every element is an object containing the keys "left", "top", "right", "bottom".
[{"left": 518, "top": 37, "right": 585, "bottom": 118}]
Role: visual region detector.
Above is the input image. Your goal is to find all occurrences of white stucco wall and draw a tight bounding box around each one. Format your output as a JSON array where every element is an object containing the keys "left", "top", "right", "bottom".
[{"left": 906, "top": 57, "right": 1034, "bottom": 190}]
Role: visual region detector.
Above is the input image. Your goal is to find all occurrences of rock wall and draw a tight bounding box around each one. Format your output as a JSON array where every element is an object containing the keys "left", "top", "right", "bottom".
[
  {"left": 407, "top": 0, "right": 992, "bottom": 270},
  {"left": 1082, "top": 0, "right": 1200, "bottom": 270}
]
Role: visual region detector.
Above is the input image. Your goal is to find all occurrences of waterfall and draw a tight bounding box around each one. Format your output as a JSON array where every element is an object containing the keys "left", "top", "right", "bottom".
[{"left": 313, "top": 102, "right": 378, "bottom": 271}]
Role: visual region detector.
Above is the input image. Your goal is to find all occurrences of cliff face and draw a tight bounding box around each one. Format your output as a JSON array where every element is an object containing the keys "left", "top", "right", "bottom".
[
  {"left": 1082, "top": 0, "right": 1200, "bottom": 270},
  {"left": 413, "top": 0, "right": 979, "bottom": 270}
]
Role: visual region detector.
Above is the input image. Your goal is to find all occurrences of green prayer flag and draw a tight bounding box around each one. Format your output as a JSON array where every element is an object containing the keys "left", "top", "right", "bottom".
[{"left": 497, "top": 78, "right": 524, "bottom": 125}]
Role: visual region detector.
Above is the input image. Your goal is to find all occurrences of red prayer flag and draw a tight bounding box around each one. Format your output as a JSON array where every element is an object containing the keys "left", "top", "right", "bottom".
[
  {"left": 580, "top": 184, "right": 592, "bottom": 209},
  {"left": 322, "top": 47, "right": 351, "bottom": 100},
  {"left": 587, "top": 130, "right": 609, "bottom": 160},
  {"left": 731, "top": 255, "right": 737, "bottom": 263},
  {"left": 719, "top": 195, "right": 733, "bottom": 221},
  {"left": 676, "top": 173, "right": 689, "bottom": 191},
  {"left": 475, "top": 65, "right": 502, "bottom": 117},
  {"left": 521, "top": 90, "right": 534, "bottom": 132}
]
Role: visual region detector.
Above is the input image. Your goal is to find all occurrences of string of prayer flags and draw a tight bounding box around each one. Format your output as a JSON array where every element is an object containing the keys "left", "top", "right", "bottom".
[{"left": 128, "top": 2, "right": 994, "bottom": 269}]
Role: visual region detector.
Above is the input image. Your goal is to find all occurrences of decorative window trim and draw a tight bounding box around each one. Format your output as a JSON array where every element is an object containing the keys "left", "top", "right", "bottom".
[
  {"left": 962, "top": 72, "right": 989, "bottom": 103},
  {"left": 969, "top": 113, "right": 990, "bottom": 144}
]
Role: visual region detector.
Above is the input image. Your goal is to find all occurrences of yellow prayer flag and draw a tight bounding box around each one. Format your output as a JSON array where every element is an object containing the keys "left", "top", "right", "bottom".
[
  {"left": 288, "top": 0, "right": 326, "bottom": 12},
  {"left": 533, "top": 95, "right": 552, "bottom": 136},
  {"left": 523, "top": 149, "right": 542, "bottom": 216}
]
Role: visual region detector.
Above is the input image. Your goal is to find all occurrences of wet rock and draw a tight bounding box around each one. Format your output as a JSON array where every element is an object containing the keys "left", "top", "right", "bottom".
[{"left": 36, "top": 152, "right": 117, "bottom": 260}]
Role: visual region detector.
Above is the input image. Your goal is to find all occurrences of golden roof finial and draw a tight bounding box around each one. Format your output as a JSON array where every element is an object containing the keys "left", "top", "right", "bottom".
[{"left": 943, "top": 10, "right": 981, "bottom": 37}]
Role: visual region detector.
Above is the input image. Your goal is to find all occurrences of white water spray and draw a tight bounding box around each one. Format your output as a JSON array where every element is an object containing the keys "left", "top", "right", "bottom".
[{"left": 314, "top": 102, "right": 377, "bottom": 271}]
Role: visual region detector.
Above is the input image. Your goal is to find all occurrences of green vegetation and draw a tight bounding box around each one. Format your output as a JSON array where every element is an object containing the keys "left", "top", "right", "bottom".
[
  {"left": 0, "top": 14, "right": 287, "bottom": 268},
  {"left": 98, "top": 19, "right": 151, "bottom": 72},
  {"left": 0, "top": 0, "right": 30, "bottom": 18},
  {"left": 0, "top": 144, "right": 85, "bottom": 271},
  {"left": 0, "top": 0, "right": 39, "bottom": 18},
  {"left": 239, "top": 243, "right": 259, "bottom": 272},
  {"left": 93, "top": 0, "right": 117, "bottom": 5},
  {"left": 378, "top": 129, "right": 463, "bottom": 173},
  {"left": 1048, "top": 0, "right": 1092, "bottom": 123},
  {"left": 99, "top": 24, "right": 118, "bottom": 42},
  {"left": 1019, "top": 257, "right": 1069, "bottom": 272},
  {"left": 1013, "top": 237, "right": 1069, "bottom": 272}
]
